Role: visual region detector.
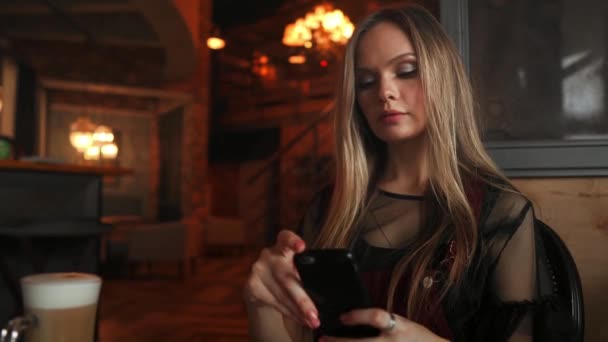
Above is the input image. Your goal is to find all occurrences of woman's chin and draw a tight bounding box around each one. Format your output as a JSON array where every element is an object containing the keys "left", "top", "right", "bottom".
[{"left": 374, "top": 128, "right": 424, "bottom": 144}]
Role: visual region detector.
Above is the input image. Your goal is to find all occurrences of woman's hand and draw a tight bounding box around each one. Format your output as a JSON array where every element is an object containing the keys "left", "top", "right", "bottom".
[
  {"left": 243, "top": 229, "right": 320, "bottom": 329},
  {"left": 319, "top": 309, "right": 448, "bottom": 342}
]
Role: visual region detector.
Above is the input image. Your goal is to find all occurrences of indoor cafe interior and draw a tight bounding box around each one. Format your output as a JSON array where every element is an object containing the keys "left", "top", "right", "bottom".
[{"left": 0, "top": 0, "right": 606, "bottom": 341}]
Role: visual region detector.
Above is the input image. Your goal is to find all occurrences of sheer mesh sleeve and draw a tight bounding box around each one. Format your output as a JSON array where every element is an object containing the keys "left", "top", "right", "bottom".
[
  {"left": 463, "top": 188, "right": 575, "bottom": 342},
  {"left": 489, "top": 206, "right": 536, "bottom": 342},
  {"left": 459, "top": 188, "right": 540, "bottom": 342}
]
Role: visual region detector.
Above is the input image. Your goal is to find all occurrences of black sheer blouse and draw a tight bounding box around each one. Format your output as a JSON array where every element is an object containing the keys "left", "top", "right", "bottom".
[{"left": 297, "top": 181, "right": 574, "bottom": 342}]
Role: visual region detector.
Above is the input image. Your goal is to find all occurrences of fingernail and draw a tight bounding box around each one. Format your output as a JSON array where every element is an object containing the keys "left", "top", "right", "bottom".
[
  {"left": 307, "top": 311, "right": 319, "bottom": 328},
  {"left": 293, "top": 241, "right": 304, "bottom": 251}
]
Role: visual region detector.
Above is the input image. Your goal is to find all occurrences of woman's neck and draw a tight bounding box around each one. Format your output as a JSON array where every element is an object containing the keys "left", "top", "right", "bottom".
[{"left": 378, "top": 135, "right": 429, "bottom": 196}]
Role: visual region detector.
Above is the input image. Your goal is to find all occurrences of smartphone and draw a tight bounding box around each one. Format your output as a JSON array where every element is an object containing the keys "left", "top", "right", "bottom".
[{"left": 294, "top": 249, "right": 380, "bottom": 338}]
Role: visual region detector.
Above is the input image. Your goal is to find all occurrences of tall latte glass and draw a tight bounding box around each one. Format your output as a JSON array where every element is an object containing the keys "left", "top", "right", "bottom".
[{"left": 1, "top": 273, "right": 102, "bottom": 342}]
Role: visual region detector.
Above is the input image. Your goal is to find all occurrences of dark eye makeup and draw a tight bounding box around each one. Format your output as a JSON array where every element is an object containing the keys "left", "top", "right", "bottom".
[
  {"left": 356, "top": 62, "right": 418, "bottom": 90},
  {"left": 396, "top": 63, "right": 418, "bottom": 78}
]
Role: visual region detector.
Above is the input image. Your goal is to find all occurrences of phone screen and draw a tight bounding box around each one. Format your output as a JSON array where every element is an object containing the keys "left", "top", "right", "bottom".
[{"left": 294, "top": 249, "right": 380, "bottom": 338}]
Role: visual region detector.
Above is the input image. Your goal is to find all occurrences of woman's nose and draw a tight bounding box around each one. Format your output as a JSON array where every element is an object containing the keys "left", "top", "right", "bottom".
[{"left": 379, "top": 79, "right": 398, "bottom": 102}]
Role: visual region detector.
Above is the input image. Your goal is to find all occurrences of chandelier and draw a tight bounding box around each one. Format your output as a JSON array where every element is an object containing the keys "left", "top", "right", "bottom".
[{"left": 282, "top": 3, "right": 354, "bottom": 60}]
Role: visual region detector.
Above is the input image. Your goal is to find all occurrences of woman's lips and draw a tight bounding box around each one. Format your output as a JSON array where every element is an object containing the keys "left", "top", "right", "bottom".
[{"left": 379, "top": 111, "right": 406, "bottom": 124}]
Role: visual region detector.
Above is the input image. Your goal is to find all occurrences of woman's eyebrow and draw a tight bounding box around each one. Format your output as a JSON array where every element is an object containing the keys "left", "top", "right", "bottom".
[
  {"left": 387, "top": 52, "right": 417, "bottom": 65},
  {"left": 356, "top": 52, "right": 417, "bottom": 73}
]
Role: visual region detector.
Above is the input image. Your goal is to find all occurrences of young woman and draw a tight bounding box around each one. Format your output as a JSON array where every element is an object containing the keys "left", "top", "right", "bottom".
[{"left": 244, "top": 5, "right": 570, "bottom": 342}]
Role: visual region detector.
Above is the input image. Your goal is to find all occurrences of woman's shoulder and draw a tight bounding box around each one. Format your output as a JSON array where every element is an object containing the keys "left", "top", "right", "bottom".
[{"left": 476, "top": 177, "right": 533, "bottom": 238}]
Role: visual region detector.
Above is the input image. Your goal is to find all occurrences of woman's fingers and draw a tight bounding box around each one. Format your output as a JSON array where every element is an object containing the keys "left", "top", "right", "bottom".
[
  {"left": 276, "top": 230, "right": 306, "bottom": 256},
  {"left": 331, "top": 309, "right": 444, "bottom": 342},
  {"left": 340, "top": 308, "right": 397, "bottom": 330},
  {"left": 273, "top": 230, "right": 318, "bottom": 325},
  {"left": 318, "top": 309, "right": 400, "bottom": 342},
  {"left": 246, "top": 230, "right": 317, "bottom": 327},
  {"left": 247, "top": 268, "right": 308, "bottom": 326},
  {"left": 273, "top": 269, "right": 319, "bottom": 328},
  {"left": 270, "top": 288, "right": 308, "bottom": 326}
]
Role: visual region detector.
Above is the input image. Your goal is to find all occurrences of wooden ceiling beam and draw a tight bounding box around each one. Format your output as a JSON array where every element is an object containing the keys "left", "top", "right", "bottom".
[{"left": 0, "top": 3, "right": 137, "bottom": 15}]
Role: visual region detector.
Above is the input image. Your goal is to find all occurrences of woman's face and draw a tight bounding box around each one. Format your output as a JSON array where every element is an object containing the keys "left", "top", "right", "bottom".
[{"left": 355, "top": 21, "right": 427, "bottom": 144}]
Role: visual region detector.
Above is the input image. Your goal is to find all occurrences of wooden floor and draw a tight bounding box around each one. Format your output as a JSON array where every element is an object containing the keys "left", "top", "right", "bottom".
[{"left": 98, "top": 253, "right": 257, "bottom": 341}]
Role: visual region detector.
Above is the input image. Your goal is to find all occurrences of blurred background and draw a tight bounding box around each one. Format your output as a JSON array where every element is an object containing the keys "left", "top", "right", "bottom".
[{"left": 0, "top": 0, "right": 606, "bottom": 341}]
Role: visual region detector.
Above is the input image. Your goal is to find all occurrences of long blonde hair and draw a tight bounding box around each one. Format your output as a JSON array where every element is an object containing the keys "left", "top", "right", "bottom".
[{"left": 313, "top": 5, "right": 513, "bottom": 320}]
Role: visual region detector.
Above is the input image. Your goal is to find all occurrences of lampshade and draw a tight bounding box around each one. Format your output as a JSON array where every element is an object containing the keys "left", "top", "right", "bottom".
[
  {"left": 93, "top": 125, "right": 114, "bottom": 143},
  {"left": 69, "top": 118, "right": 95, "bottom": 153},
  {"left": 101, "top": 143, "right": 118, "bottom": 160},
  {"left": 83, "top": 146, "right": 100, "bottom": 160}
]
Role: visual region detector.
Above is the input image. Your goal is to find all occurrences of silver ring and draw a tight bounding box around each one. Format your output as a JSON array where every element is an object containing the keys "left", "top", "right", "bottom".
[{"left": 383, "top": 312, "right": 396, "bottom": 332}]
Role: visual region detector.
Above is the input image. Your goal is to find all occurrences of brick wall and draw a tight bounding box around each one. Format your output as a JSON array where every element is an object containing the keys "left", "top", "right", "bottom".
[{"left": 174, "top": 0, "right": 211, "bottom": 250}]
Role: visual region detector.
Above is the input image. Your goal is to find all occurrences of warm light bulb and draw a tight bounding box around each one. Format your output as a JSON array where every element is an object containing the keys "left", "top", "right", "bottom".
[
  {"left": 84, "top": 146, "right": 100, "bottom": 160},
  {"left": 288, "top": 55, "right": 307, "bottom": 64},
  {"left": 343, "top": 22, "right": 354, "bottom": 39},
  {"left": 93, "top": 125, "right": 114, "bottom": 143},
  {"left": 70, "top": 132, "right": 93, "bottom": 153},
  {"left": 70, "top": 117, "right": 95, "bottom": 152},
  {"left": 322, "top": 10, "right": 343, "bottom": 30},
  {"left": 282, "top": 21, "right": 311, "bottom": 46},
  {"left": 282, "top": 4, "right": 354, "bottom": 50},
  {"left": 207, "top": 37, "right": 225, "bottom": 50},
  {"left": 305, "top": 12, "right": 321, "bottom": 29},
  {"left": 101, "top": 143, "right": 118, "bottom": 160}
]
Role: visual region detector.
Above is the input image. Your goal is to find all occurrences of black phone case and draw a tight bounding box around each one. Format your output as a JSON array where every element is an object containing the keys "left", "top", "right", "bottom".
[{"left": 294, "top": 249, "right": 380, "bottom": 338}]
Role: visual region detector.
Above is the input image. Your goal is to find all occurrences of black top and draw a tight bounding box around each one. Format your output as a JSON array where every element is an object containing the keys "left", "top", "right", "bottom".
[{"left": 297, "top": 181, "right": 575, "bottom": 342}]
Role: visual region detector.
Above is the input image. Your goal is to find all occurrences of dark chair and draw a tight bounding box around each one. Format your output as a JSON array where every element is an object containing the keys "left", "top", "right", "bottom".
[{"left": 535, "top": 219, "right": 584, "bottom": 342}]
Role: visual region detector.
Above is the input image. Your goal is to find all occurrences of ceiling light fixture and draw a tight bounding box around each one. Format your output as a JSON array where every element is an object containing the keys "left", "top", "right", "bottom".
[
  {"left": 207, "top": 27, "right": 226, "bottom": 50},
  {"left": 288, "top": 54, "right": 307, "bottom": 64},
  {"left": 282, "top": 2, "right": 354, "bottom": 60}
]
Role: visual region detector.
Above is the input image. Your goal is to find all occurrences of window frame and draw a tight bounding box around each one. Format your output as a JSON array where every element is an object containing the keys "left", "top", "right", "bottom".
[{"left": 440, "top": 0, "right": 608, "bottom": 177}]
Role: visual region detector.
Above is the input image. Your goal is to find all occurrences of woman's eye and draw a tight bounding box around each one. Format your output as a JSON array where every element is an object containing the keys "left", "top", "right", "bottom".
[
  {"left": 396, "top": 64, "right": 418, "bottom": 78},
  {"left": 356, "top": 77, "right": 375, "bottom": 90}
]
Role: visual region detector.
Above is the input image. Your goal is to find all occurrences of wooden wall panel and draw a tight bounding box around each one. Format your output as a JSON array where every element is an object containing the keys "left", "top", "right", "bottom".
[{"left": 512, "top": 178, "right": 608, "bottom": 342}]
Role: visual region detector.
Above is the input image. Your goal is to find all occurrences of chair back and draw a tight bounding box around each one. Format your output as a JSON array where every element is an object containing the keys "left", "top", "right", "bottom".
[{"left": 536, "top": 219, "right": 584, "bottom": 342}]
